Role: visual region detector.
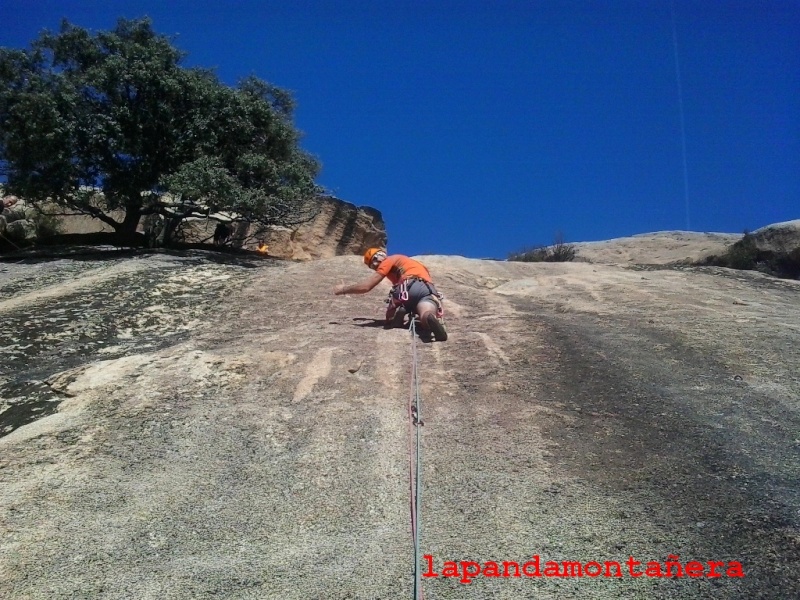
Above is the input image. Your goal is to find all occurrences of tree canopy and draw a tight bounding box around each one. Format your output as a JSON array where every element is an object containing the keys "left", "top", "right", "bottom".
[{"left": 0, "top": 18, "right": 321, "bottom": 244}]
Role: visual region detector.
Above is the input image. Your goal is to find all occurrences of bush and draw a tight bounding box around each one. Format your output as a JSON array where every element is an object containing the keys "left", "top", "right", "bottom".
[
  {"left": 509, "top": 235, "right": 576, "bottom": 263},
  {"left": 701, "top": 231, "right": 800, "bottom": 279},
  {"left": 725, "top": 231, "right": 759, "bottom": 270},
  {"left": 31, "top": 211, "right": 62, "bottom": 239}
]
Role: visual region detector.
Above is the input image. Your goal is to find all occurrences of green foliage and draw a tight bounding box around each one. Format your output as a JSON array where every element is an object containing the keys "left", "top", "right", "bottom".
[
  {"left": 509, "top": 234, "right": 576, "bottom": 263},
  {"left": 701, "top": 231, "right": 800, "bottom": 279},
  {"left": 724, "top": 231, "right": 759, "bottom": 270},
  {"left": 0, "top": 18, "right": 321, "bottom": 244},
  {"left": 31, "top": 208, "right": 62, "bottom": 238}
]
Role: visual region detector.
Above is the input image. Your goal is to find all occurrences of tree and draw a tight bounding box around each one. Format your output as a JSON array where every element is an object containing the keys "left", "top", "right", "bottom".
[{"left": 0, "top": 18, "right": 321, "bottom": 245}]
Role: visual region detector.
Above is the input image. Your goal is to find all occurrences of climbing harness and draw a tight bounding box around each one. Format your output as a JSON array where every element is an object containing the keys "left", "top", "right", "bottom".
[
  {"left": 407, "top": 316, "right": 425, "bottom": 599},
  {"left": 387, "top": 277, "right": 445, "bottom": 320}
]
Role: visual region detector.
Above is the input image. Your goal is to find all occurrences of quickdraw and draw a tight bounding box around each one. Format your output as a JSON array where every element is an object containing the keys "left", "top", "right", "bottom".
[{"left": 398, "top": 279, "right": 410, "bottom": 302}]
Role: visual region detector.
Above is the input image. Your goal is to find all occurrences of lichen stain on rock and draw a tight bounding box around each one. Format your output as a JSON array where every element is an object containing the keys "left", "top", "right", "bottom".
[{"left": 0, "top": 252, "right": 266, "bottom": 439}]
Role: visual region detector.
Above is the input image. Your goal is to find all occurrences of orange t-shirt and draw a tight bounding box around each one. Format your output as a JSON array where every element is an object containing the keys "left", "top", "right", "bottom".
[{"left": 376, "top": 255, "right": 432, "bottom": 285}]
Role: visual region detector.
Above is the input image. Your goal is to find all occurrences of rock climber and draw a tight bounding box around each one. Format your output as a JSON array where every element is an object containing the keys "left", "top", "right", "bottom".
[{"left": 333, "top": 248, "right": 448, "bottom": 341}]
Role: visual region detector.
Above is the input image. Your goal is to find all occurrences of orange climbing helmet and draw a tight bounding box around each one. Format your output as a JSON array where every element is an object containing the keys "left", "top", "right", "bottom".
[{"left": 363, "top": 247, "right": 386, "bottom": 267}]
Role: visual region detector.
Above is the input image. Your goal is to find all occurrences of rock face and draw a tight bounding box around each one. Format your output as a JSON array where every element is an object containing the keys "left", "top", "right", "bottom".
[
  {"left": 751, "top": 219, "right": 800, "bottom": 253},
  {"left": 239, "top": 195, "right": 387, "bottom": 260},
  {"left": 54, "top": 194, "right": 387, "bottom": 259},
  {"left": 572, "top": 231, "right": 741, "bottom": 265},
  {"left": 1, "top": 248, "right": 799, "bottom": 598},
  {"left": 5, "top": 219, "right": 37, "bottom": 243},
  {"left": 571, "top": 221, "right": 800, "bottom": 267}
]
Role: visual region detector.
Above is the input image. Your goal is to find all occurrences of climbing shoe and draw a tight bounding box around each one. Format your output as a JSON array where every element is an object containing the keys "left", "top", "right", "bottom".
[
  {"left": 385, "top": 306, "right": 407, "bottom": 329},
  {"left": 425, "top": 313, "right": 448, "bottom": 341}
]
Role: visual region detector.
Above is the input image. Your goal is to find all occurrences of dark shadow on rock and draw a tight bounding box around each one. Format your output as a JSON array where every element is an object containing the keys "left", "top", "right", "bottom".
[
  {"left": 0, "top": 247, "right": 146, "bottom": 264},
  {"left": 416, "top": 330, "right": 435, "bottom": 343},
  {"left": 353, "top": 317, "right": 386, "bottom": 328},
  {"left": 0, "top": 243, "right": 284, "bottom": 269},
  {"left": 352, "top": 317, "right": 438, "bottom": 342}
]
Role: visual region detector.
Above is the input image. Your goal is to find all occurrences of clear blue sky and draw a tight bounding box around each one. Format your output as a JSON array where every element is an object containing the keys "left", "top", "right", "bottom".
[{"left": 2, "top": 0, "right": 798, "bottom": 258}]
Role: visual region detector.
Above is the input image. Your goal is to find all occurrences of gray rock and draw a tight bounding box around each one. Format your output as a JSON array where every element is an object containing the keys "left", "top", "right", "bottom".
[
  {"left": 57, "top": 194, "right": 388, "bottom": 260},
  {"left": 2, "top": 227, "right": 799, "bottom": 599},
  {"left": 6, "top": 219, "right": 37, "bottom": 242},
  {"left": 752, "top": 219, "right": 800, "bottom": 253}
]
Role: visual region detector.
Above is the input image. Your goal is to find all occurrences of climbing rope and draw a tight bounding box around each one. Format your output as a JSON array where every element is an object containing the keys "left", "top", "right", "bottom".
[{"left": 407, "top": 317, "right": 425, "bottom": 599}]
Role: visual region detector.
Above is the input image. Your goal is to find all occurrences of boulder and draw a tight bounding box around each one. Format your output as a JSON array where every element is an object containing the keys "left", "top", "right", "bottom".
[
  {"left": 259, "top": 196, "right": 386, "bottom": 260},
  {"left": 56, "top": 194, "right": 387, "bottom": 260},
  {"left": 6, "top": 219, "right": 37, "bottom": 243},
  {"left": 751, "top": 220, "right": 800, "bottom": 253}
]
